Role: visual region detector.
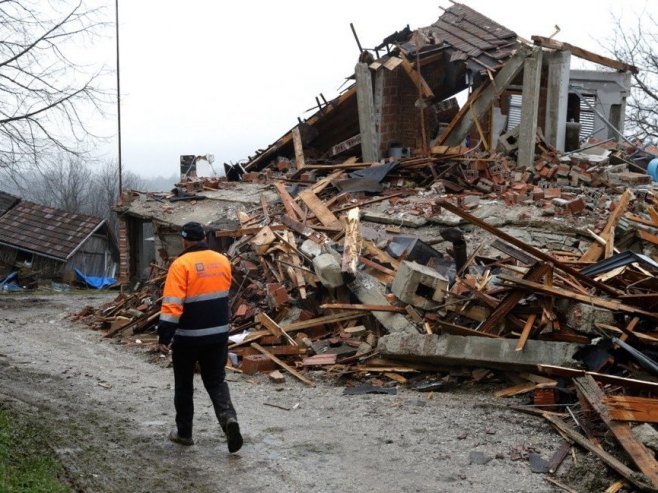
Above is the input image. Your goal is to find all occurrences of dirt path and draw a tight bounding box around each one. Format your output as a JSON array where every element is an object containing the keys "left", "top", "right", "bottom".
[{"left": 0, "top": 293, "right": 565, "bottom": 493}]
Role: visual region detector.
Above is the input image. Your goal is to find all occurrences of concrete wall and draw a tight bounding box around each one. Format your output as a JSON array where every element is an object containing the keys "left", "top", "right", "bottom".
[{"left": 568, "top": 69, "right": 632, "bottom": 141}]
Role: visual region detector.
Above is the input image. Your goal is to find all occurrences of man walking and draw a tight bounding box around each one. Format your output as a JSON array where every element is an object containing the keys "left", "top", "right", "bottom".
[{"left": 158, "top": 221, "right": 243, "bottom": 453}]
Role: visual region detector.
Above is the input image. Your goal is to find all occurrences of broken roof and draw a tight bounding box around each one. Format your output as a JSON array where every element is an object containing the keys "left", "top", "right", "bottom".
[
  {"left": 0, "top": 191, "right": 19, "bottom": 217},
  {"left": 0, "top": 200, "right": 105, "bottom": 261},
  {"left": 243, "top": 2, "right": 519, "bottom": 171},
  {"left": 415, "top": 2, "right": 518, "bottom": 71}
]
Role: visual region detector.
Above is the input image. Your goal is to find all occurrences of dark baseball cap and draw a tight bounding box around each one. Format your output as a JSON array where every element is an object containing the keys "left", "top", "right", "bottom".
[{"left": 180, "top": 222, "right": 206, "bottom": 241}]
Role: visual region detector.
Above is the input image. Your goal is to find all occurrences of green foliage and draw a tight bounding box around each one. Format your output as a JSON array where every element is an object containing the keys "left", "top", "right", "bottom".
[{"left": 0, "top": 409, "right": 70, "bottom": 493}]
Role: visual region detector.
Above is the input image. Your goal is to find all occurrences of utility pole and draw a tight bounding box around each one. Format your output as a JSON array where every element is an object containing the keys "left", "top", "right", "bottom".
[{"left": 115, "top": 0, "right": 123, "bottom": 196}]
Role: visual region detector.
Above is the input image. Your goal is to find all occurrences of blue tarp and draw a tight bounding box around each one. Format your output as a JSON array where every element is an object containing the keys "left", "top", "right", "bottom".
[{"left": 74, "top": 269, "right": 117, "bottom": 289}]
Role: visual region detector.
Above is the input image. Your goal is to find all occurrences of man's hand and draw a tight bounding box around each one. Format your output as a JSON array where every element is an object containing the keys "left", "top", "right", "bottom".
[{"left": 158, "top": 343, "right": 171, "bottom": 355}]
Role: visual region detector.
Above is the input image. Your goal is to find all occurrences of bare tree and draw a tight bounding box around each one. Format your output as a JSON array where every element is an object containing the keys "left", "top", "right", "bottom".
[
  {"left": 0, "top": 0, "right": 107, "bottom": 169},
  {"left": 607, "top": 12, "right": 658, "bottom": 143},
  {"left": 19, "top": 154, "right": 94, "bottom": 212}
]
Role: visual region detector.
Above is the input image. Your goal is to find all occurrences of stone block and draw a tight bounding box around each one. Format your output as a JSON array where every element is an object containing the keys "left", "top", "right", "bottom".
[
  {"left": 242, "top": 354, "right": 276, "bottom": 374},
  {"left": 391, "top": 261, "right": 449, "bottom": 310},
  {"left": 313, "top": 253, "right": 344, "bottom": 288}
]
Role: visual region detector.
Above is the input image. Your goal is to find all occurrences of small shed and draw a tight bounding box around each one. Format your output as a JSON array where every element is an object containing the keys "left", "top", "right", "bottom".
[{"left": 0, "top": 197, "right": 119, "bottom": 280}]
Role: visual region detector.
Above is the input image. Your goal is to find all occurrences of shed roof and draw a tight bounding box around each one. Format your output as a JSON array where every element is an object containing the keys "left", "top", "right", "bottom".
[{"left": 0, "top": 200, "right": 105, "bottom": 261}]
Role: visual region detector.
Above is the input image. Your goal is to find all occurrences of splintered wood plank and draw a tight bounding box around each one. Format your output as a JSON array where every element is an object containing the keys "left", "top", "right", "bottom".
[
  {"left": 274, "top": 181, "right": 304, "bottom": 221},
  {"left": 603, "top": 395, "right": 658, "bottom": 423},
  {"left": 291, "top": 126, "right": 305, "bottom": 170},
  {"left": 251, "top": 343, "right": 315, "bottom": 387},
  {"left": 638, "top": 229, "right": 658, "bottom": 246},
  {"left": 341, "top": 207, "right": 360, "bottom": 279},
  {"left": 581, "top": 190, "right": 632, "bottom": 262},
  {"left": 256, "top": 313, "right": 297, "bottom": 346},
  {"left": 298, "top": 189, "right": 341, "bottom": 228},
  {"left": 516, "top": 314, "right": 537, "bottom": 351},
  {"left": 362, "top": 240, "right": 400, "bottom": 269},
  {"left": 575, "top": 375, "right": 658, "bottom": 488}
]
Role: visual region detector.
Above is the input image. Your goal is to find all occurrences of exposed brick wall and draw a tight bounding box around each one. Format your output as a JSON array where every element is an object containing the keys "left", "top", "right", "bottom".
[
  {"left": 118, "top": 217, "right": 129, "bottom": 285},
  {"left": 378, "top": 67, "right": 434, "bottom": 156},
  {"left": 379, "top": 69, "right": 399, "bottom": 156}
]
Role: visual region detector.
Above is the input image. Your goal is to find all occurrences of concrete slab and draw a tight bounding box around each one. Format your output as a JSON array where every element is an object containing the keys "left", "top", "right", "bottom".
[{"left": 378, "top": 333, "right": 583, "bottom": 370}]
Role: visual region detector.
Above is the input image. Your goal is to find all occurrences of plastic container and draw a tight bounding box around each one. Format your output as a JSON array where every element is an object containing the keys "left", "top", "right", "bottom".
[{"left": 648, "top": 158, "right": 658, "bottom": 182}]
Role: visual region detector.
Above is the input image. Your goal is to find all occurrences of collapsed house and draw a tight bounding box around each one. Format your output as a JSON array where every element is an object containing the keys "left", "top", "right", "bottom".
[
  {"left": 101, "top": 4, "right": 658, "bottom": 490},
  {"left": 243, "top": 2, "right": 636, "bottom": 172},
  {"left": 0, "top": 191, "right": 119, "bottom": 287}
]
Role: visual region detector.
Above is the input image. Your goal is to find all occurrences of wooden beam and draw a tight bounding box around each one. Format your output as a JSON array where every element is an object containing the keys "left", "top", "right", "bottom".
[
  {"left": 398, "top": 51, "right": 434, "bottom": 99},
  {"left": 543, "top": 414, "right": 658, "bottom": 493},
  {"left": 581, "top": 190, "right": 632, "bottom": 262},
  {"left": 274, "top": 181, "right": 304, "bottom": 221},
  {"left": 251, "top": 343, "right": 315, "bottom": 387},
  {"left": 229, "top": 312, "right": 364, "bottom": 349},
  {"left": 532, "top": 35, "right": 639, "bottom": 74},
  {"left": 320, "top": 303, "right": 406, "bottom": 313},
  {"left": 298, "top": 189, "right": 341, "bottom": 228},
  {"left": 575, "top": 375, "right": 658, "bottom": 488},
  {"left": 440, "top": 46, "right": 530, "bottom": 146},
  {"left": 497, "top": 274, "right": 658, "bottom": 320},
  {"left": 291, "top": 126, "right": 306, "bottom": 170}
]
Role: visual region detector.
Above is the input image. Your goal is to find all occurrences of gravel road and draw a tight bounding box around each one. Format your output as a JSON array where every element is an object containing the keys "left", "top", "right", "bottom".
[{"left": 0, "top": 293, "right": 575, "bottom": 493}]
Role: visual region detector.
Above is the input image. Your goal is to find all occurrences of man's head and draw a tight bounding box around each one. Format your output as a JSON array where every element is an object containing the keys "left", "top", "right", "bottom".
[{"left": 180, "top": 222, "right": 206, "bottom": 247}]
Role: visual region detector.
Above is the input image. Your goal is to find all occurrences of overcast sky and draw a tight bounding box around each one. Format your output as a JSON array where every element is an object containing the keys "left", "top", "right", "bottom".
[{"left": 94, "top": 0, "right": 652, "bottom": 177}]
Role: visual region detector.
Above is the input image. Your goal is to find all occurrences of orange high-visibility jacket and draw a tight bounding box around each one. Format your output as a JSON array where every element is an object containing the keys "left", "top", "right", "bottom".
[{"left": 158, "top": 243, "right": 231, "bottom": 346}]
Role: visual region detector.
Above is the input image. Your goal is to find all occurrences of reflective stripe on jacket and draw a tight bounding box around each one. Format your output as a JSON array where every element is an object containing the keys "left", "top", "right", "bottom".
[{"left": 158, "top": 243, "right": 231, "bottom": 346}]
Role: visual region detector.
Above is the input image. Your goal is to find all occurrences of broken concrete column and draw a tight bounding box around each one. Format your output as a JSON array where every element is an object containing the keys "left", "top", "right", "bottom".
[
  {"left": 391, "top": 261, "right": 448, "bottom": 309},
  {"left": 312, "top": 253, "right": 344, "bottom": 288},
  {"left": 348, "top": 272, "right": 419, "bottom": 335},
  {"left": 566, "top": 303, "right": 615, "bottom": 335},
  {"left": 518, "top": 47, "right": 543, "bottom": 168},
  {"left": 355, "top": 62, "right": 379, "bottom": 162},
  {"left": 544, "top": 50, "right": 570, "bottom": 151},
  {"left": 378, "top": 333, "right": 583, "bottom": 370}
]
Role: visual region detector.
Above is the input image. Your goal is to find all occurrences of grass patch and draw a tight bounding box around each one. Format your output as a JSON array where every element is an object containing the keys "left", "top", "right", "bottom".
[{"left": 0, "top": 407, "right": 70, "bottom": 493}]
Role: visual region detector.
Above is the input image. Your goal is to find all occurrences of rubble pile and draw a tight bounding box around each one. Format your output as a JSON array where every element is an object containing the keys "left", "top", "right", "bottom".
[{"left": 78, "top": 145, "right": 658, "bottom": 489}]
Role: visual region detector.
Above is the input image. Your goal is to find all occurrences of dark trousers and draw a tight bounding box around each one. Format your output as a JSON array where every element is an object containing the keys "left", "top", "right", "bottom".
[{"left": 172, "top": 342, "right": 237, "bottom": 438}]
